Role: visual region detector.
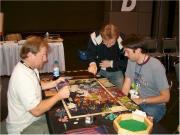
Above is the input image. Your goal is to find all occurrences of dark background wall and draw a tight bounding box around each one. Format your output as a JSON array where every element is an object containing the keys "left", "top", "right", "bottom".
[
  {"left": 106, "top": 1, "right": 153, "bottom": 36},
  {"left": 1, "top": 0, "right": 179, "bottom": 71},
  {"left": 1, "top": 1, "right": 105, "bottom": 33},
  {"left": 0, "top": 2, "right": 179, "bottom": 132},
  {"left": 1, "top": 1, "right": 179, "bottom": 38}
]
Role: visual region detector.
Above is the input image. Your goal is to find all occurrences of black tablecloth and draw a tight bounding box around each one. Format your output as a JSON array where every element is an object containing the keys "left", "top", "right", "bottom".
[
  {"left": 45, "top": 103, "right": 170, "bottom": 134},
  {"left": 43, "top": 71, "right": 170, "bottom": 134}
]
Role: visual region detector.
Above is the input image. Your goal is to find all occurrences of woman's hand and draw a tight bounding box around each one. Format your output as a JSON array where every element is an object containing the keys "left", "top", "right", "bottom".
[
  {"left": 88, "top": 62, "right": 97, "bottom": 75},
  {"left": 99, "top": 60, "right": 112, "bottom": 68}
]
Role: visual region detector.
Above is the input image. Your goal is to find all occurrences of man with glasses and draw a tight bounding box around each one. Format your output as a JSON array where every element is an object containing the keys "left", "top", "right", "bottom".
[
  {"left": 121, "top": 34, "right": 170, "bottom": 122},
  {"left": 87, "top": 24, "right": 127, "bottom": 88}
]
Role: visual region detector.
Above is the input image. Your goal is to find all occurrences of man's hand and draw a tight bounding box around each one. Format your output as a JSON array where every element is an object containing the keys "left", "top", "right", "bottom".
[
  {"left": 132, "top": 98, "right": 143, "bottom": 105},
  {"left": 88, "top": 62, "right": 97, "bottom": 75},
  {"left": 57, "top": 86, "right": 70, "bottom": 100},
  {"left": 99, "top": 60, "right": 112, "bottom": 68},
  {"left": 55, "top": 77, "right": 65, "bottom": 85}
]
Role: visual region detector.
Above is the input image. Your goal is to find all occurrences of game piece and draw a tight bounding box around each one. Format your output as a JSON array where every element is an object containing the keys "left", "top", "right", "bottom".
[
  {"left": 56, "top": 79, "right": 69, "bottom": 90},
  {"left": 85, "top": 116, "right": 93, "bottom": 124},
  {"left": 73, "top": 121, "right": 78, "bottom": 124}
]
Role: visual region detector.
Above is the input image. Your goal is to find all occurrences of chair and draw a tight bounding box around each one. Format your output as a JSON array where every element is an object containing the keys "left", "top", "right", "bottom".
[
  {"left": 174, "top": 62, "right": 179, "bottom": 83},
  {"left": 162, "top": 37, "right": 179, "bottom": 71},
  {"left": 145, "top": 38, "right": 166, "bottom": 65},
  {"left": 166, "top": 62, "right": 179, "bottom": 115},
  {"left": 162, "top": 37, "right": 178, "bottom": 53},
  {"left": 5, "top": 33, "right": 22, "bottom": 42},
  {"left": 145, "top": 38, "right": 157, "bottom": 53},
  {"left": 47, "top": 34, "right": 63, "bottom": 42}
]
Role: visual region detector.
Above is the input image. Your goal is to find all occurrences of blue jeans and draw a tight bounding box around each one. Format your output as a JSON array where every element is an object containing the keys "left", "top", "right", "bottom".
[
  {"left": 98, "top": 70, "right": 124, "bottom": 89},
  {"left": 140, "top": 104, "right": 166, "bottom": 123}
]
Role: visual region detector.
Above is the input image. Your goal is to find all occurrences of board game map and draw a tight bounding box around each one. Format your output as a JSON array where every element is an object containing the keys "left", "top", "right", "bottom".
[
  {"left": 43, "top": 77, "right": 139, "bottom": 119},
  {"left": 62, "top": 78, "right": 128, "bottom": 119}
]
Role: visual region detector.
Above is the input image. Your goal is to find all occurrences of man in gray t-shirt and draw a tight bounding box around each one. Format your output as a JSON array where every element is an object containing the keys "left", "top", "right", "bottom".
[{"left": 121, "top": 34, "right": 170, "bottom": 122}]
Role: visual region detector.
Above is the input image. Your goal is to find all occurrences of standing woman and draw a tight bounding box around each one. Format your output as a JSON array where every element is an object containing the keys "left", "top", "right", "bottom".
[{"left": 87, "top": 24, "right": 127, "bottom": 88}]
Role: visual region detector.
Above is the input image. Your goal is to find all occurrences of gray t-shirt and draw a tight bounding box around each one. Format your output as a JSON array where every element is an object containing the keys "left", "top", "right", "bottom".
[{"left": 125, "top": 56, "right": 169, "bottom": 98}]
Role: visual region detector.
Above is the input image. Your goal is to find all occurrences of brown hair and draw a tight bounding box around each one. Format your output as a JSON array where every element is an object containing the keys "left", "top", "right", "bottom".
[
  {"left": 20, "top": 36, "right": 49, "bottom": 59},
  {"left": 100, "top": 24, "right": 120, "bottom": 40}
]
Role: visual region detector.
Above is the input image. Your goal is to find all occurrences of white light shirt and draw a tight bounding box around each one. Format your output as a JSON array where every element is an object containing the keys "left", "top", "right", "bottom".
[{"left": 6, "top": 62, "right": 42, "bottom": 134}]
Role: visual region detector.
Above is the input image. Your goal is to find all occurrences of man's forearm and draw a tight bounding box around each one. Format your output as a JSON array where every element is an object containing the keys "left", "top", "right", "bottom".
[
  {"left": 41, "top": 80, "right": 57, "bottom": 90},
  {"left": 30, "top": 94, "right": 60, "bottom": 117},
  {"left": 143, "top": 92, "right": 170, "bottom": 104},
  {"left": 122, "top": 77, "right": 131, "bottom": 95},
  {"left": 134, "top": 89, "right": 170, "bottom": 105}
]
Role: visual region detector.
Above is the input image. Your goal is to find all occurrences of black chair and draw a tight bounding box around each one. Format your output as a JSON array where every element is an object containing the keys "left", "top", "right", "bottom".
[
  {"left": 162, "top": 37, "right": 178, "bottom": 54},
  {"left": 145, "top": 38, "right": 166, "bottom": 66},
  {"left": 174, "top": 62, "right": 179, "bottom": 83},
  {"left": 166, "top": 62, "right": 179, "bottom": 116},
  {"left": 162, "top": 37, "right": 179, "bottom": 71}
]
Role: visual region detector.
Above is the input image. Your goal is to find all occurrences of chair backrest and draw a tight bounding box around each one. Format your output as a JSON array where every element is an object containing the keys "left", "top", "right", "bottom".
[
  {"left": 5, "top": 33, "right": 22, "bottom": 42},
  {"left": 162, "top": 38, "right": 177, "bottom": 53},
  {"left": 145, "top": 38, "right": 157, "bottom": 52},
  {"left": 174, "top": 62, "right": 179, "bottom": 82}
]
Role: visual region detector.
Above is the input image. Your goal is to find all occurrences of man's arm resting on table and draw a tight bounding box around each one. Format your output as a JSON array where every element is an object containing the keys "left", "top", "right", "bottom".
[
  {"left": 122, "top": 77, "right": 131, "bottom": 95},
  {"left": 30, "top": 86, "right": 70, "bottom": 117},
  {"left": 133, "top": 89, "right": 170, "bottom": 105}
]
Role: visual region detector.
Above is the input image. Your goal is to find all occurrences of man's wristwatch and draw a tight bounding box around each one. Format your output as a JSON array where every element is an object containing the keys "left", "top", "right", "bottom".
[{"left": 142, "top": 98, "right": 147, "bottom": 103}]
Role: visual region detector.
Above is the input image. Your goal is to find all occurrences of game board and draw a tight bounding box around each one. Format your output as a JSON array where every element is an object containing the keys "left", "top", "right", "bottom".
[
  {"left": 61, "top": 78, "right": 128, "bottom": 119},
  {"left": 107, "top": 87, "right": 139, "bottom": 111}
]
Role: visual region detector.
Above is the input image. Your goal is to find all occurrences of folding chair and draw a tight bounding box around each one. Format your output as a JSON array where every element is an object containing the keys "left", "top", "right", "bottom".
[
  {"left": 145, "top": 38, "right": 165, "bottom": 66},
  {"left": 174, "top": 62, "right": 179, "bottom": 84},
  {"left": 5, "top": 33, "right": 22, "bottom": 42},
  {"left": 162, "top": 37, "right": 179, "bottom": 71}
]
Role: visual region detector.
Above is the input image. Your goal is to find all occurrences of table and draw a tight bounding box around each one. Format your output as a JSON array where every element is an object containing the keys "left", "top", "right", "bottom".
[
  {"left": 43, "top": 71, "right": 170, "bottom": 134},
  {"left": 46, "top": 103, "right": 170, "bottom": 134},
  {"left": 0, "top": 41, "right": 65, "bottom": 76},
  {"left": 46, "top": 103, "right": 119, "bottom": 134},
  {"left": 43, "top": 72, "right": 117, "bottom": 134}
]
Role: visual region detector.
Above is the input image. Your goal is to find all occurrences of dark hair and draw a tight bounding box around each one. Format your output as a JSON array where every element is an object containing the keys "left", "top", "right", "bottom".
[
  {"left": 20, "top": 36, "right": 49, "bottom": 59},
  {"left": 121, "top": 34, "right": 147, "bottom": 53}
]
